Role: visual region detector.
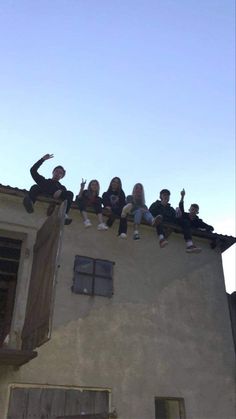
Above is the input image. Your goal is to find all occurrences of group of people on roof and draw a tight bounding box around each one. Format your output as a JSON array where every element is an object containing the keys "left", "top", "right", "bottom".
[{"left": 23, "top": 154, "right": 214, "bottom": 254}]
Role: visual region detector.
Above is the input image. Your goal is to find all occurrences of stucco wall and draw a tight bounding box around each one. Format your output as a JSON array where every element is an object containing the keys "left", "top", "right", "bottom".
[{"left": 0, "top": 195, "right": 235, "bottom": 419}]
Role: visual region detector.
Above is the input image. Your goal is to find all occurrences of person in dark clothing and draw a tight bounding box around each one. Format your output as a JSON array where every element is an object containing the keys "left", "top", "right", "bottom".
[
  {"left": 23, "top": 153, "right": 74, "bottom": 225},
  {"left": 178, "top": 188, "right": 214, "bottom": 232},
  {"left": 76, "top": 179, "right": 108, "bottom": 230},
  {"left": 102, "top": 177, "right": 127, "bottom": 238},
  {"left": 149, "top": 189, "right": 201, "bottom": 253}
]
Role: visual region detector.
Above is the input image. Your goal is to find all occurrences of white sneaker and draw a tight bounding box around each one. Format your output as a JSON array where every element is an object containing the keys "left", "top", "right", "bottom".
[
  {"left": 119, "top": 233, "right": 127, "bottom": 239},
  {"left": 133, "top": 231, "right": 140, "bottom": 240},
  {"left": 84, "top": 219, "right": 92, "bottom": 228},
  {"left": 186, "top": 245, "right": 202, "bottom": 253},
  {"left": 97, "top": 223, "right": 108, "bottom": 231}
]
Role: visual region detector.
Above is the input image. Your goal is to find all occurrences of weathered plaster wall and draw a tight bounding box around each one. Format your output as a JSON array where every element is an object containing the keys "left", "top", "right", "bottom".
[{"left": 0, "top": 195, "right": 235, "bottom": 419}]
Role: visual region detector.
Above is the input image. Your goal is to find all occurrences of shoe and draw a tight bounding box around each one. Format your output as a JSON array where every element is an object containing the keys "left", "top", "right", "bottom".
[
  {"left": 64, "top": 217, "right": 72, "bottom": 225},
  {"left": 159, "top": 238, "right": 168, "bottom": 248},
  {"left": 119, "top": 233, "right": 127, "bottom": 239},
  {"left": 186, "top": 245, "right": 202, "bottom": 253},
  {"left": 47, "top": 202, "right": 56, "bottom": 216},
  {"left": 64, "top": 214, "right": 72, "bottom": 225},
  {"left": 97, "top": 223, "right": 108, "bottom": 231},
  {"left": 84, "top": 219, "right": 92, "bottom": 228},
  {"left": 23, "top": 195, "right": 34, "bottom": 213},
  {"left": 133, "top": 232, "right": 140, "bottom": 240},
  {"left": 152, "top": 215, "right": 163, "bottom": 226}
]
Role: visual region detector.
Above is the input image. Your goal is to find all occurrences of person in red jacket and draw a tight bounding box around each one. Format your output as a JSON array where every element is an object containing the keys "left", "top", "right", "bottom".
[
  {"left": 23, "top": 153, "right": 73, "bottom": 225},
  {"left": 76, "top": 179, "right": 108, "bottom": 231}
]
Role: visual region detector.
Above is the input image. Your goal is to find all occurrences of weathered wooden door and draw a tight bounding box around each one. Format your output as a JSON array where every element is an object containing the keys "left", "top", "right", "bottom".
[
  {"left": 7, "top": 387, "right": 109, "bottom": 419},
  {"left": 21, "top": 201, "right": 66, "bottom": 350}
]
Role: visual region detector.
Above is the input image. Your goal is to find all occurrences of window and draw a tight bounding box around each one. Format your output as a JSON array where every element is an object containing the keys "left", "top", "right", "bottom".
[
  {"left": 0, "top": 200, "right": 67, "bottom": 364},
  {"left": 155, "top": 397, "right": 186, "bottom": 419},
  {"left": 0, "top": 237, "right": 22, "bottom": 347},
  {"left": 7, "top": 386, "right": 110, "bottom": 418},
  {"left": 72, "top": 256, "right": 114, "bottom": 298}
]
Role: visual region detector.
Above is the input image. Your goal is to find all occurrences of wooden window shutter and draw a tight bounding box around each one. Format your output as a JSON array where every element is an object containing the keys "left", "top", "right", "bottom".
[{"left": 21, "top": 201, "right": 66, "bottom": 350}]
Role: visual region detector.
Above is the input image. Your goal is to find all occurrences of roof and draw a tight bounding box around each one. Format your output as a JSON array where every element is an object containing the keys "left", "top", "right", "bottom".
[{"left": 0, "top": 184, "right": 235, "bottom": 253}]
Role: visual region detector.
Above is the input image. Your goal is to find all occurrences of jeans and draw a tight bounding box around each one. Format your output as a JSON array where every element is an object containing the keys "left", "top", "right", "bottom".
[{"left": 134, "top": 208, "right": 153, "bottom": 225}]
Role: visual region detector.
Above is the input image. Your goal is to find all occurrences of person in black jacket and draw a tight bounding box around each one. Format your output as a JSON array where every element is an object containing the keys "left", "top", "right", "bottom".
[
  {"left": 179, "top": 188, "right": 214, "bottom": 232},
  {"left": 149, "top": 189, "right": 202, "bottom": 253},
  {"left": 102, "top": 177, "right": 127, "bottom": 238},
  {"left": 23, "top": 153, "right": 73, "bottom": 225}
]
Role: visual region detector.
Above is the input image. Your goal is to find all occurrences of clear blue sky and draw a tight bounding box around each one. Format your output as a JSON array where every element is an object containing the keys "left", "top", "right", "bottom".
[{"left": 0, "top": 0, "right": 235, "bottom": 291}]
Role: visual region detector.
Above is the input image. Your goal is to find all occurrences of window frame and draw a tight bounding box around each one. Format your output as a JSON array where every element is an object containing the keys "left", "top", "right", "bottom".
[
  {"left": 7, "top": 384, "right": 111, "bottom": 418},
  {"left": 155, "top": 396, "right": 186, "bottom": 419},
  {"left": 72, "top": 255, "right": 115, "bottom": 298},
  {"left": 0, "top": 236, "right": 22, "bottom": 346}
]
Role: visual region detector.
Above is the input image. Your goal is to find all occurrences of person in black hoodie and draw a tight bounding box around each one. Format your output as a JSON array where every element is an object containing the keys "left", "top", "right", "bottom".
[
  {"left": 178, "top": 188, "right": 214, "bottom": 232},
  {"left": 22, "top": 153, "right": 73, "bottom": 225},
  {"left": 102, "top": 177, "right": 128, "bottom": 238},
  {"left": 149, "top": 189, "right": 202, "bottom": 253}
]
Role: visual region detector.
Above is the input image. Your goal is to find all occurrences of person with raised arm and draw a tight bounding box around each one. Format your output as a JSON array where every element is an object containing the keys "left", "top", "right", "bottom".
[{"left": 23, "top": 153, "right": 73, "bottom": 225}]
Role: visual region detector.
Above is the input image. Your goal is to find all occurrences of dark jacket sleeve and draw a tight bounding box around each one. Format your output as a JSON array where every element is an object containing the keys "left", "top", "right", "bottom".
[
  {"left": 196, "top": 218, "right": 214, "bottom": 232},
  {"left": 102, "top": 192, "right": 110, "bottom": 207},
  {"left": 149, "top": 201, "right": 158, "bottom": 216},
  {"left": 30, "top": 158, "right": 46, "bottom": 184},
  {"left": 179, "top": 200, "right": 184, "bottom": 214}
]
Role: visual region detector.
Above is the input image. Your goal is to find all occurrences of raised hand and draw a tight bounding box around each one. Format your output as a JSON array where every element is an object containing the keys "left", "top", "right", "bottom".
[
  {"left": 42, "top": 154, "right": 54, "bottom": 161},
  {"left": 180, "top": 188, "right": 185, "bottom": 198},
  {"left": 81, "top": 178, "right": 87, "bottom": 189}
]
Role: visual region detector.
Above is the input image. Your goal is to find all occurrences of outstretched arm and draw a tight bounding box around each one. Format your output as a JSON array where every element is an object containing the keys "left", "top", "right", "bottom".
[
  {"left": 179, "top": 188, "right": 185, "bottom": 213},
  {"left": 197, "top": 219, "right": 214, "bottom": 232},
  {"left": 30, "top": 153, "right": 54, "bottom": 183},
  {"left": 77, "top": 178, "right": 86, "bottom": 198}
]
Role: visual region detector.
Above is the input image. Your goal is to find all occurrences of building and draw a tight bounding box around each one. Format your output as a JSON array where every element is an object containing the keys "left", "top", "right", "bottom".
[{"left": 0, "top": 185, "right": 235, "bottom": 419}]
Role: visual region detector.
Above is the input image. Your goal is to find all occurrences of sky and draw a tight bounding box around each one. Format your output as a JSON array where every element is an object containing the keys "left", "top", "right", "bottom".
[{"left": 0, "top": 0, "right": 235, "bottom": 292}]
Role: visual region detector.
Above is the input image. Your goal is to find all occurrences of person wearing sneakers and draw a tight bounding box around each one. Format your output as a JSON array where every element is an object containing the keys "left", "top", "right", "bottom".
[
  {"left": 149, "top": 189, "right": 176, "bottom": 248},
  {"left": 121, "top": 183, "right": 158, "bottom": 240},
  {"left": 22, "top": 153, "right": 73, "bottom": 225},
  {"left": 149, "top": 189, "right": 202, "bottom": 253},
  {"left": 178, "top": 188, "right": 214, "bottom": 251},
  {"left": 76, "top": 179, "right": 108, "bottom": 231},
  {"left": 102, "top": 177, "right": 128, "bottom": 238}
]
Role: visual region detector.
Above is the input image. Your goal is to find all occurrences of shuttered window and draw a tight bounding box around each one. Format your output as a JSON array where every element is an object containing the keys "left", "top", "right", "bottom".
[
  {"left": 7, "top": 387, "right": 109, "bottom": 419},
  {"left": 21, "top": 201, "right": 66, "bottom": 351},
  {"left": 155, "top": 397, "right": 186, "bottom": 419},
  {"left": 72, "top": 256, "right": 114, "bottom": 298}
]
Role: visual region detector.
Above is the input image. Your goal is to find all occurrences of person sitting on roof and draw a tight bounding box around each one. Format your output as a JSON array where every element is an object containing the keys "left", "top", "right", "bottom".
[
  {"left": 149, "top": 188, "right": 202, "bottom": 253},
  {"left": 76, "top": 178, "right": 108, "bottom": 231},
  {"left": 121, "top": 183, "right": 158, "bottom": 240},
  {"left": 22, "top": 153, "right": 74, "bottom": 225},
  {"left": 178, "top": 188, "right": 214, "bottom": 234}
]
